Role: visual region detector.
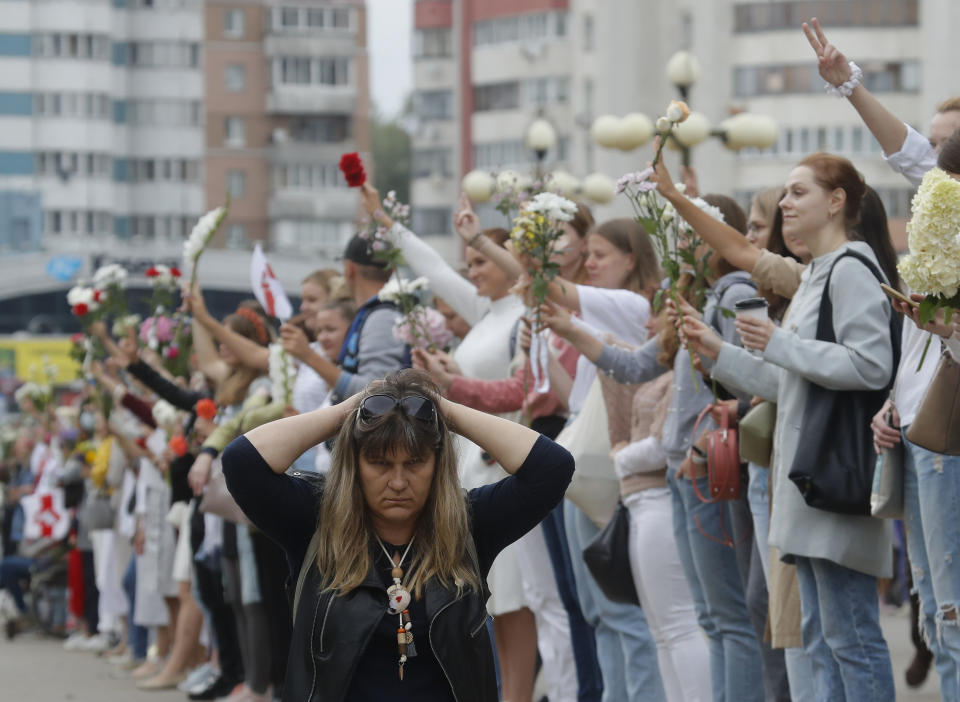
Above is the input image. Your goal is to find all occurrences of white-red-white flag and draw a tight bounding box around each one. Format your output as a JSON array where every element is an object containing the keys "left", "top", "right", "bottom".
[
  {"left": 21, "top": 488, "right": 70, "bottom": 541},
  {"left": 250, "top": 243, "right": 293, "bottom": 321}
]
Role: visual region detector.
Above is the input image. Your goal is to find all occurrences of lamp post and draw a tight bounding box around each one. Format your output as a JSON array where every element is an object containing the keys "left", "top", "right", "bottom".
[
  {"left": 525, "top": 118, "right": 557, "bottom": 178},
  {"left": 665, "top": 50, "right": 701, "bottom": 166}
]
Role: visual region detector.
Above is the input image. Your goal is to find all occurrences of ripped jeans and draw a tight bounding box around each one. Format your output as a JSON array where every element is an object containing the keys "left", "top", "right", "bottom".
[{"left": 902, "top": 430, "right": 960, "bottom": 700}]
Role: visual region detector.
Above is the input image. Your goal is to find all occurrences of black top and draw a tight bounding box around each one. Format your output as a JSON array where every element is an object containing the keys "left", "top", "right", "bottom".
[
  {"left": 221, "top": 434, "right": 573, "bottom": 701},
  {"left": 127, "top": 360, "right": 208, "bottom": 412}
]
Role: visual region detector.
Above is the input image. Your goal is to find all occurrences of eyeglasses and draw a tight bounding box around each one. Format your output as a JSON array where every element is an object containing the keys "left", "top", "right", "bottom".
[{"left": 358, "top": 394, "right": 438, "bottom": 429}]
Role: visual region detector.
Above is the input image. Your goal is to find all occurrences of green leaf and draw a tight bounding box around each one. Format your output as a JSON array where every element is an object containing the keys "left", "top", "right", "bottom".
[
  {"left": 531, "top": 276, "right": 549, "bottom": 302},
  {"left": 717, "top": 306, "right": 736, "bottom": 319},
  {"left": 653, "top": 288, "right": 664, "bottom": 313},
  {"left": 918, "top": 297, "right": 939, "bottom": 327}
]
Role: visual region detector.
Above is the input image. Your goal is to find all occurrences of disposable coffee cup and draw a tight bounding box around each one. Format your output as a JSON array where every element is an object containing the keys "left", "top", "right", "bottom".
[{"left": 734, "top": 297, "right": 769, "bottom": 355}]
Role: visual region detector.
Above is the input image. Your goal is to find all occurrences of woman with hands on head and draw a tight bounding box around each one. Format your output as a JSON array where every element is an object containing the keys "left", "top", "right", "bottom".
[{"left": 221, "top": 369, "right": 574, "bottom": 702}]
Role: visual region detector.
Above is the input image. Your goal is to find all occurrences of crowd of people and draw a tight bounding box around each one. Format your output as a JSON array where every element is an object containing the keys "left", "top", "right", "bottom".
[{"left": 2, "top": 18, "right": 960, "bottom": 702}]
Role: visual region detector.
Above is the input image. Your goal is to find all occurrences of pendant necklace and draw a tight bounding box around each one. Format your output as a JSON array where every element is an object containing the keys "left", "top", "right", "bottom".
[{"left": 376, "top": 535, "right": 417, "bottom": 680}]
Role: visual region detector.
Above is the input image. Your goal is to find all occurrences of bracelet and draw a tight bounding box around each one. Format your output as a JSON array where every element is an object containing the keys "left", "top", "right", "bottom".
[
  {"left": 824, "top": 61, "right": 863, "bottom": 98},
  {"left": 688, "top": 446, "right": 707, "bottom": 465},
  {"left": 467, "top": 231, "right": 484, "bottom": 249}
]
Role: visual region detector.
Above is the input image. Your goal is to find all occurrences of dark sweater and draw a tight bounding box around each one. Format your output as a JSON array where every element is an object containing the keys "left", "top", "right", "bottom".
[{"left": 221, "top": 433, "right": 573, "bottom": 701}]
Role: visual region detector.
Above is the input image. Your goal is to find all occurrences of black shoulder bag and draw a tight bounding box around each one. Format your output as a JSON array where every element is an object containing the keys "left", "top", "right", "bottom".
[
  {"left": 582, "top": 501, "right": 640, "bottom": 606},
  {"left": 787, "top": 251, "right": 901, "bottom": 515}
]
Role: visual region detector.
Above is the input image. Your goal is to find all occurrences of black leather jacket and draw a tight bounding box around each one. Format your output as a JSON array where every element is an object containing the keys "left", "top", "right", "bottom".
[{"left": 284, "top": 545, "right": 497, "bottom": 702}]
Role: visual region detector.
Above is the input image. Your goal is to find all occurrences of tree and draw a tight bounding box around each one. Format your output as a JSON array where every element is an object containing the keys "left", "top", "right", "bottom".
[{"left": 370, "top": 109, "right": 411, "bottom": 204}]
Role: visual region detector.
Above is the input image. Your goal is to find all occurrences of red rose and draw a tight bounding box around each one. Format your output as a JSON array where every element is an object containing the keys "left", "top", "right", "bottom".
[
  {"left": 72, "top": 303, "right": 89, "bottom": 316},
  {"left": 70, "top": 333, "right": 84, "bottom": 344},
  {"left": 339, "top": 152, "right": 366, "bottom": 187},
  {"left": 145, "top": 267, "right": 159, "bottom": 277},
  {"left": 93, "top": 290, "right": 103, "bottom": 302},
  {"left": 170, "top": 267, "right": 182, "bottom": 277},
  {"left": 195, "top": 398, "right": 218, "bottom": 421},
  {"left": 168, "top": 435, "right": 188, "bottom": 457},
  {"left": 164, "top": 346, "right": 179, "bottom": 359}
]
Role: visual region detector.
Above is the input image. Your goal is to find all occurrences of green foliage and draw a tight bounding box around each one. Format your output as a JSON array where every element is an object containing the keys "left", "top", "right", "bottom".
[{"left": 371, "top": 114, "right": 411, "bottom": 205}]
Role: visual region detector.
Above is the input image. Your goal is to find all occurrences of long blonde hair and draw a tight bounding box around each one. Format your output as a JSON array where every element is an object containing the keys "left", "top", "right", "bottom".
[{"left": 315, "top": 370, "right": 480, "bottom": 599}]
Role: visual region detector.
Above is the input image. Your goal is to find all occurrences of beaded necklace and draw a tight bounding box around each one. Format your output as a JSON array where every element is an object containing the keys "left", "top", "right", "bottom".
[{"left": 376, "top": 536, "right": 417, "bottom": 680}]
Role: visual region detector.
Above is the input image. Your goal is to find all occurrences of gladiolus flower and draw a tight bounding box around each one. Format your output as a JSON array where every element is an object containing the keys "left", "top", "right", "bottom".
[
  {"left": 195, "top": 398, "right": 218, "bottom": 420},
  {"left": 145, "top": 267, "right": 159, "bottom": 277},
  {"left": 170, "top": 267, "right": 181, "bottom": 277},
  {"left": 168, "top": 435, "right": 188, "bottom": 457}
]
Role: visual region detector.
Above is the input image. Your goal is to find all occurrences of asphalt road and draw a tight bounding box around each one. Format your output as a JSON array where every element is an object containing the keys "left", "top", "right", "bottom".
[{"left": 0, "top": 608, "right": 942, "bottom": 701}]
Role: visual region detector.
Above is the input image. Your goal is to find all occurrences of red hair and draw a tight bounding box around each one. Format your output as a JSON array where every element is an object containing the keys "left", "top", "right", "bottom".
[{"left": 796, "top": 152, "right": 866, "bottom": 232}]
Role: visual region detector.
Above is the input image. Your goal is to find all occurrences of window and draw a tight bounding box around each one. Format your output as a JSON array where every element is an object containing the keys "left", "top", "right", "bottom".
[
  {"left": 473, "top": 11, "right": 568, "bottom": 46},
  {"left": 225, "top": 117, "right": 246, "bottom": 147},
  {"left": 288, "top": 115, "right": 351, "bottom": 142},
  {"left": 224, "top": 9, "right": 245, "bottom": 38},
  {"left": 225, "top": 64, "right": 246, "bottom": 92},
  {"left": 307, "top": 9, "right": 325, "bottom": 27},
  {"left": 412, "top": 208, "right": 452, "bottom": 237},
  {"left": 583, "top": 15, "right": 594, "bottom": 51},
  {"left": 413, "top": 28, "right": 451, "bottom": 58},
  {"left": 734, "top": 0, "right": 918, "bottom": 33},
  {"left": 226, "top": 224, "right": 247, "bottom": 249},
  {"left": 411, "top": 149, "right": 451, "bottom": 178},
  {"left": 734, "top": 60, "right": 920, "bottom": 96},
  {"left": 281, "top": 7, "right": 300, "bottom": 27},
  {"left": 332, "top": 8, "right": 350, "bottom": 28},
  {"left": 415, "top": 90, "right": 453, "bottom": 120},
  {"left": 226, "top": 170, "right": 246, "bottom": 199},
  {"left": 474, "top": 82, "right": 520, "bottom": 112}
]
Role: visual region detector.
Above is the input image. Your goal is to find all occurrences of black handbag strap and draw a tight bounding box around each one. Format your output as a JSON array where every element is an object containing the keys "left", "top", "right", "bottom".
[{"left": 817, "top": 250, "right": 902, "bottom": 388}]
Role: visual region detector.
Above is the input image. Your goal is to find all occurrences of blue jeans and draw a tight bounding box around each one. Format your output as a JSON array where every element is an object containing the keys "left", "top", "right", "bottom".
[
  {"left": 794, "top": 556, "right": 894, "bottom": 701},
  {"left": 0, "top": 555, "right": 32, "bottom": 612},
  {"left": 122, "top": 556, "right": 148, "bottom": 660},
  {"left": 747, "top": 465, "right": 815, "bottom": 702},
  {"left": 564, "top": 501, "right": 665, "bottom": 702},
  {"left": 668, "top": 468, "right": 764, "bottom": 702},
  {"left": 902, "top": 431, "right": 960, "bottom": 699},
  {"left": 541, "top": 503, "right": 603, "bottom": 702}
]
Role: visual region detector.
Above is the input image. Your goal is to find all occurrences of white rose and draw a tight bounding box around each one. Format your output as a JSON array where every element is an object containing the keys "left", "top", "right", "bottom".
[
  {"left": 656, "top": 116, "right": 672, "bottom": 132},
  {"left": 666, "top": 104, "right": 684, "bottom": 122}
]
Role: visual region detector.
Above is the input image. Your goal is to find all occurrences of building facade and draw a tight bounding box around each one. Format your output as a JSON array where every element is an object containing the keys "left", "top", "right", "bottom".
[
  {"left": 0, "top": 0, "right": 369, "bottom": 333},
  {"left": 409, "top": 0, "right": 955, "bottom": 253}
]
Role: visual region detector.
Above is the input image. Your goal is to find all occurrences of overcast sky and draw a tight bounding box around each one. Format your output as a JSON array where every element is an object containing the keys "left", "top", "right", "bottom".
[{"left": 367, "top": 0, "right": 414, "bottom": 119}]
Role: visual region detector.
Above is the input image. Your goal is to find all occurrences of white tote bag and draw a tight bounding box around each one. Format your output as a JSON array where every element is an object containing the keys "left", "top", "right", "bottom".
[{"left": 556, "top": 377, "right": 619, "bottom": 527}]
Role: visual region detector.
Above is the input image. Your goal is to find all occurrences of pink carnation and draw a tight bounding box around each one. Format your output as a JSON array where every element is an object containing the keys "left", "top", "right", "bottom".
[
  {"left": 139, "top": 315, "right": 176, "bottom": 344},
  {"left": 392, "top": 306, "right": 454, "bottom": 350}
]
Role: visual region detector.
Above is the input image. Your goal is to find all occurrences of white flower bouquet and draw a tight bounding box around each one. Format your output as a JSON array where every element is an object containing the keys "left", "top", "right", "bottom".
[
  {"left": 268, "top": 342, "right": 297, "bottom": 407},
  {"left": 898, "top": 167, "right": 960, "bottom": 367}
]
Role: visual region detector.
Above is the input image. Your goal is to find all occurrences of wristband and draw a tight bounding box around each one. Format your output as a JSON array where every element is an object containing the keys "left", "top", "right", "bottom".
[
  {"left": 467, "top": 231, "right": 484, "bottom": 249},
  {"left": 824, "top": 61, "right": 863, "bottom": 98}
]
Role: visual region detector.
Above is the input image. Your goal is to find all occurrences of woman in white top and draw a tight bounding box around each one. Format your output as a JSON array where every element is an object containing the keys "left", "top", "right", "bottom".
[{"left": 361, "top": 184, "right": 539, "bottom": 702}]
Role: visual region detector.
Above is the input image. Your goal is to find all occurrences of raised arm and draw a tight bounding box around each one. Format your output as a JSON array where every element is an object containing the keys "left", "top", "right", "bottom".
[
  {"left": 188, "top": 288, "right": 270, "bottom": 372},
  {"left": 454, "top": 192, "right": 524, "bottom": 281},
  {"left": 361, "top": 183, "right": 489, "bottom": 326},
  {"left": 802, "top": 19, "right": 907, "bottom": 156},
  {"left": 651, "top": 159, "right": 763, "bottom": 274}
]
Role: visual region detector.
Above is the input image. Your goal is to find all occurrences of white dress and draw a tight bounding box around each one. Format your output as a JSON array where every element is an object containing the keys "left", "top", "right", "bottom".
[
  {"left": 291, "top": 341, "right": 331, "bottom": 472},
  {"left": 387, "top": 224, "right": 529, "bottom": 614}
]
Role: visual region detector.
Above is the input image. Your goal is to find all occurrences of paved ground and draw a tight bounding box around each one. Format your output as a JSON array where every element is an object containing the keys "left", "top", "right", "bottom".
[{"left": 0, "top": 608, "right": 942, "bottom": 701}]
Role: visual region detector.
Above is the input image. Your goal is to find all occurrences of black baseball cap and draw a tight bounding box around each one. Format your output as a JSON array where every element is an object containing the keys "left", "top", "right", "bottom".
[{"left": 343, "top": 234, "right": 388, "bottom": 268}]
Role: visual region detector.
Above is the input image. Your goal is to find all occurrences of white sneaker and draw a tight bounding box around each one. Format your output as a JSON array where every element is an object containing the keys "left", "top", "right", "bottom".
[
  {"left": 0, "top": 591, "right": 19, "bottom": 621},
  {"left": 79, "top": 633, "right": 112, "bottom": 653},
  {"left": 64, "top": 632, "right": 89, "bottom": 651},
  {"left": 179, "top": 663, "right": 216, "bottom": 693}
]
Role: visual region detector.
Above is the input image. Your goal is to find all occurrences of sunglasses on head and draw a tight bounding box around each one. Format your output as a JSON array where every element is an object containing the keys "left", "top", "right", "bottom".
[{"left": 357, "top": 394, "right": 439, "bottom": 429}]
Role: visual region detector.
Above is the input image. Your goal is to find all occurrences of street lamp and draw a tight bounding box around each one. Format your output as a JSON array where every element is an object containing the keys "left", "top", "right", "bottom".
[
  {"left": 665, "top": 50, "right": 701, "bottom": 101},
  {"left": 525, "top": 118, "right": 558, "bottom": 177}
]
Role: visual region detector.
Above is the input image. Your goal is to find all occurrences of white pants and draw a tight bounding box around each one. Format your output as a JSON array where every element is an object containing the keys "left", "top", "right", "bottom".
[
  {"left": 517, "top": 526, "right": 577, "bottom": 702},
  {"left": 91, "top": 529, "right": 128, "bottom": 634},
  {"left": 624, "top": 488, "right": 712, "bottom": 702}
]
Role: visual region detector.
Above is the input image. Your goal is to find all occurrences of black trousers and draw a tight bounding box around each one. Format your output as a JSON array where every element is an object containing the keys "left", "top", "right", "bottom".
[
  {"left": 250, "top": 530, "right": 292, "bottom": 690},
  {"left": 80, "top": 549, "right": 99, "bottom": 635}
]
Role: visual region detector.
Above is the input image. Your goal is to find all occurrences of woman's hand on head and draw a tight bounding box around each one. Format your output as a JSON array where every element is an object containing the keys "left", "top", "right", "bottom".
[
  {"left": 735, "top": 315, "right": 776, "bottom": 352},
  {"left": 802, "top": 18, "right": 852, "bottom": 88},
  {"left": 681, "top": 315, "right": 723, "bottom": 361},
  {"left": 280, "top": 323, "right": 311, "bottom": 360}
]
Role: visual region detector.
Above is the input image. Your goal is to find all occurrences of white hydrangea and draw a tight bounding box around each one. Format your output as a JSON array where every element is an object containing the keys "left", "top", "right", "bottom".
[
  {"left": 377, "top": 277, "right": 404, "bottom": 303},
  {"left": 268, "top": 343, "right": 297, "bottom": 406},
  {"left": 898, "top": 168, "right": 960, "bottom": 299},
  {"left": 93, "top": 263, "right": 128, "bottom": 290},
  {"left": 525, "top": 192, "right": 578, "bottom": 222}
]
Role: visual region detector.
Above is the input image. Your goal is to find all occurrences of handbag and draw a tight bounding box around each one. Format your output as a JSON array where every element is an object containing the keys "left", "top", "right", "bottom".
[
  {"left": 906, "top": 350, "right": 960, "bottom": 455},
  {"left": 582, "top": 500, "right": 640, "bottom": 606},
  {"left": 557, "top": 378, "right": 619, "bottom": 528},
  {"left": 690, "top": 402, "right": 742, "bottom": 503},
  {"left": 738, "top": 401, "right": 776, "bottom": 468},
  {"left": 83, "top": 490, "right": 117, "bottom": 531},
  {"left": 788, "top": 251, "right": 901, "bottom": 515},
  {"left": 199, "top": 460, "right": 251, "bottom": 526}
]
